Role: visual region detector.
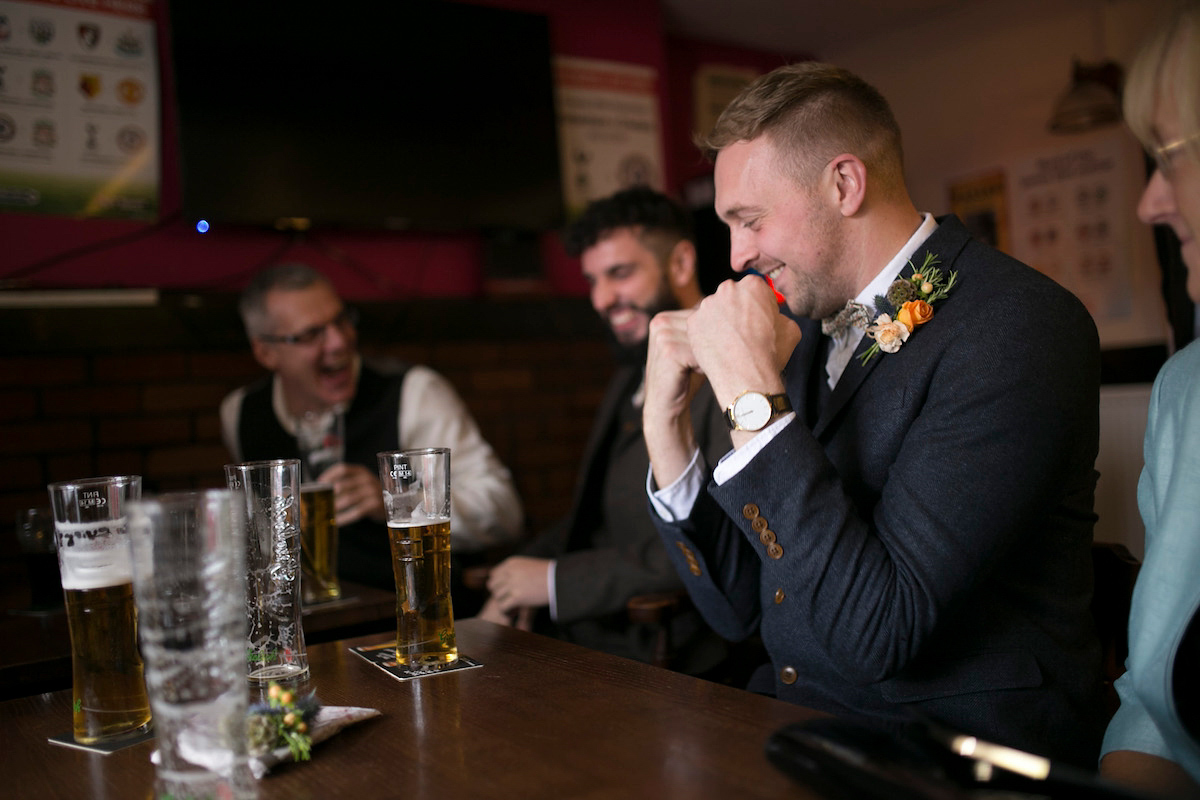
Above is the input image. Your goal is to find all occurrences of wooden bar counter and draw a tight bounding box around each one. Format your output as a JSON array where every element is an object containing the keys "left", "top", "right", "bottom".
[{"left": 5, "top": 618, "right": 824, "bottom": 799}]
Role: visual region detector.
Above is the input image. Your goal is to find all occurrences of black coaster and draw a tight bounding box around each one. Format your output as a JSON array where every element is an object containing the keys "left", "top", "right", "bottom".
[
  {"left": 48, "top": 727, "right": 155, "bottom": 754},
  {"left": 349, "top": 641, "right": 483, "bottom": 681}
]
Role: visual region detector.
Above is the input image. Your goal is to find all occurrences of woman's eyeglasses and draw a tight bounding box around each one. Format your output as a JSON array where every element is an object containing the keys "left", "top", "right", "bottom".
[{"left": 1153, "top": 132, "right": 1200, "bottom": 179}]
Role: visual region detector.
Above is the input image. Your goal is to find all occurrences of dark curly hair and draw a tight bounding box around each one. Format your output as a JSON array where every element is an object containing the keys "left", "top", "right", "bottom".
[{"left": 563, "top": 186, "right": 693, "bottom": 260}]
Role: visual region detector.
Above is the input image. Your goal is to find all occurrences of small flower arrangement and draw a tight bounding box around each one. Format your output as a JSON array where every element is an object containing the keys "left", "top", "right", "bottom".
[
  {"left": 858, "top": 252, "right": 957, "bottom": 364},
  {"left": 247, "top": 682, "right": 320, "bottom": 762}
]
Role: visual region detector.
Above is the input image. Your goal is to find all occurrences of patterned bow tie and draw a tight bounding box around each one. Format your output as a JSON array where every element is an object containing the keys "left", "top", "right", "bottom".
[{"left": 821, "top": 300, "right": 872, "bottom": 337}]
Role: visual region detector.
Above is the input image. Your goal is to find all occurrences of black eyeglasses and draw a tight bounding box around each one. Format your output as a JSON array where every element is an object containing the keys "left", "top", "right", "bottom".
[{"left": 257, "top": 307, "right": 359, "bottom": 346}]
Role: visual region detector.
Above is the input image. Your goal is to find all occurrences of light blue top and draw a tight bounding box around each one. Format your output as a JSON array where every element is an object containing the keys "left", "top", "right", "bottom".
[{"left": 1101, "top": 339, "right": 1200, "bottom": 779}]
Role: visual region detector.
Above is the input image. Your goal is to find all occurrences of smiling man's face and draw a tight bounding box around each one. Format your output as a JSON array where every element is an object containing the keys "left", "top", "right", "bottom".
[
  {"left": 250, "top": 282, "right": 358, "bottom": 415},
  {"left": 581, "top": 227, "right": 680, "bottom": 347}
]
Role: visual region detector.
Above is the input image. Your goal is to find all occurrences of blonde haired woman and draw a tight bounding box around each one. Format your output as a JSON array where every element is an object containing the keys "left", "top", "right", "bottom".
[{"left": 1100, "top": 2, "right": 1200, "bottom": 796}]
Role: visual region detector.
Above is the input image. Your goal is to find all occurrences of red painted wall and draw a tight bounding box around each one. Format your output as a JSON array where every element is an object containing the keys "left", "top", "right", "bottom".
[{"left": 0, "top": 0, "right": 802, "bottom": 301}]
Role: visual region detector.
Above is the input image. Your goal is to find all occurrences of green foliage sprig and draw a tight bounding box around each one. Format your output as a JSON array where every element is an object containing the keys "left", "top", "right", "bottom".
[
  {"left": 247, "top": 682, "right": 320, "bottom": 763},
  {"left": 857, "top": 252, "right": 958, "bottom": 364}
]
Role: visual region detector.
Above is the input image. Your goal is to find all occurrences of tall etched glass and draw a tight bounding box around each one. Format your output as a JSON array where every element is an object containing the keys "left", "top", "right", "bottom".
[{"left": 224, "top": 459, "right": 309, "bottom": 684}]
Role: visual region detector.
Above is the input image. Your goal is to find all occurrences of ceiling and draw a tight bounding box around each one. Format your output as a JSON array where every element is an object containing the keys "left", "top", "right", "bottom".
[{"left": 658, "top": 0, "right": 979, "bottom": 57}]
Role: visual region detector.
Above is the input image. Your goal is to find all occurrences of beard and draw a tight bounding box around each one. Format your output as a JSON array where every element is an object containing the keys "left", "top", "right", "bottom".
[
  {"left": 604, "top": 280, "right": 681, "bottom": 366},
  {"left": 783, "top": 206, "right": 851, "bottom": 320}
]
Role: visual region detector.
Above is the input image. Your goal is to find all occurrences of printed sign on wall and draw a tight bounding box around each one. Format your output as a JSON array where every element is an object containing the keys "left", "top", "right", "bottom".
[
  {"left": 554, "top": 56, "right": 664, "bottom": 219},
  {"left": 0, "top": 0, "right": 159, "bottom": 219},
  {"left": 1007, "top": 130, "right": 1164, "bottom": 348}
]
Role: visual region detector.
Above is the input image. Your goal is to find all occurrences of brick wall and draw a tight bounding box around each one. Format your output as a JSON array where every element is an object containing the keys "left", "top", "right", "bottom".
[{"left": 0, "top": 293, "right": 614, "bottom": 557}]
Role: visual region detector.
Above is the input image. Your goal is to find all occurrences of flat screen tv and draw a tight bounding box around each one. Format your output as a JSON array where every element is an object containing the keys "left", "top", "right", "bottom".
[{"left": 168, "top": 2, "right": 564, "bottom": 233}]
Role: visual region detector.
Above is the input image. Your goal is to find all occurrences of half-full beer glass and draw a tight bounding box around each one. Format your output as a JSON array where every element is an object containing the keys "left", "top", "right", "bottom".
[
  {"left": 47, "top": 474, "right": 152, "bottom": 744},
  {"left": 378, "top": 448, "right": 458, "bottom": 669},
  {"left": 299, "top": 482, "right": 341, "bottom": 604},
  {"left": 225, "top": 459, "right": 309, "bottom": 684},
  {"left": 128, "top": 490, "right": 256, "bottom": 800}
]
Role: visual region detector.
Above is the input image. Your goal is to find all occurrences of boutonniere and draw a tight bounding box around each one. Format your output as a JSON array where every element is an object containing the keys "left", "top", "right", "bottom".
[
  {"left": 857, "top": 252, "right": 957, "bottom": 364},
  {"left": 247, "top": 681, "right": 320, "bottom": 762}
]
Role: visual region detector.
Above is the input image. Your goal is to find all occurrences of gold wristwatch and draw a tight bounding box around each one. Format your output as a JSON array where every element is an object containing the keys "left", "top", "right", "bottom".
[{"left": 725, "top": 390, "right": 792, "bottom": 432}]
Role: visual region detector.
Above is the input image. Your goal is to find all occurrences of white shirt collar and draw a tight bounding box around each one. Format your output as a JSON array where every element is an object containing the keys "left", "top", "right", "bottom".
[{"left": 826, "top": 212, "right": 939, "bottom": 387}]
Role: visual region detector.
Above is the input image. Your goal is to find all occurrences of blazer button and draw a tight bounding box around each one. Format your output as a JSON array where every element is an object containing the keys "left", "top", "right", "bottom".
[
  {"left": 780, "top": 666, "right": 797, "bottom": 684},
  {"left": 751, "top": 516, "right": 768, "bottom": 533},
  {"left": 759, "top": 529, "right": 777, "bottom": 545},
  {"left": 774, "top": 588, "right": 785, "bottom": 604},
  {"left": 767, "top": 542, "right": 784, "bottom": 559},
  {"left": 689, "top": 564, "right": 702, "bottom": 576},
  {"left": 742, "top": 503, "right": 760, "bottom": 520}
]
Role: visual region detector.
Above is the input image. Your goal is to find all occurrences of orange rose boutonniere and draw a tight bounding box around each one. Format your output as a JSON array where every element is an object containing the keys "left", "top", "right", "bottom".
[
  {"left": 859, "top": 252, "right": 957, "bottom": 365},
  {"left": 897, "top": 299, "right": 933, "bottom": 330}
]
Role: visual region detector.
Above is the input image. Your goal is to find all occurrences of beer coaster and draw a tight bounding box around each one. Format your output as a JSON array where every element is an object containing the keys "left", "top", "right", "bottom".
[
  {"left": 48, "top": 728, "right": 155, "bottom": 754},
  {"left": 349, "top": 641, "right": 483, "bottom": 681}
]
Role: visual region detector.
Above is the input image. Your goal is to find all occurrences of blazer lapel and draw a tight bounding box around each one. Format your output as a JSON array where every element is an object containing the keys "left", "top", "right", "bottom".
[
  {"left": 813, "top": 336, "right": 880, "bottom": 438},
  {"left": 812, "top": 214, "right": 973, "bottom": 438},
  {"left": 568, "top": 365, "right": 640, "bottom": 521},
  {"left": 785, "top": 318, "right": 824, "bottom": 424}
]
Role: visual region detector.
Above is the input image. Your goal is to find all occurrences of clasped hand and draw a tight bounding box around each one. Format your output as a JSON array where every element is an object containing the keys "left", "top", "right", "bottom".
[
  {"left": 643, "top": 276, "right": 800, "bottom": 484},
  {"left": 315, "top": 462, "right": 387, "bottom": 527},
  {"left": 646, "top": 275, "right": 801, "bottom": 421}
]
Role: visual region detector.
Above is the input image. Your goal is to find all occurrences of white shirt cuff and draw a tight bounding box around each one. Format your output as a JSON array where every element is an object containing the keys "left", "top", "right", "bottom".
[
  {"left": 648, "top": 447, "right": 708, "bottom": 522},
  {"left": 712, "top": 413, "right": 795, "bottom": 485},
  {"left": 547, "top": 559, "right": 558, "bottom": 621}
]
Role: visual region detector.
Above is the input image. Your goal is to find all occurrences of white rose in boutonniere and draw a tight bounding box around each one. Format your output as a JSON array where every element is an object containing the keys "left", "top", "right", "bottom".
[
  {"left": 857, "top": 252, "right": 957, "bottom": 364},
  {"left": 865, "top": 314, "right": 909, "bottom": 353}
]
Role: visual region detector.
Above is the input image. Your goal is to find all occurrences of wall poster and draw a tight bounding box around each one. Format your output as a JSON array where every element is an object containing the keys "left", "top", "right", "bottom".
[
  {"left": 0, "top": 0, "right": 159, "bottom": 220},
  {"left": 554, "top": 56, "right": 664, "bottom": 219},
  {"left": 1006, "top": 130, "right": 1165, "bottom": 348},
  {"left": 692, "top": 63, "right": 758, "bottom": 141}
]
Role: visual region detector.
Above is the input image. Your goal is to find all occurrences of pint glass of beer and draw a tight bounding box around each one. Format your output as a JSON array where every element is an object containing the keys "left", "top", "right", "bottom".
[
  {"left": 299, "top": 482, "right": 341, "bottom": 604},
  {"left": 378, "top": 448, "right": 458, "bottom": 669},
  {"left": 47, "top": 474, "right": 152, "bottom": 745},
  {"left": 128, "top": 490, "right": 255, "bottom": 800},
  {"left": 225, "top": 459, "right": 309, "bottom": 684}
]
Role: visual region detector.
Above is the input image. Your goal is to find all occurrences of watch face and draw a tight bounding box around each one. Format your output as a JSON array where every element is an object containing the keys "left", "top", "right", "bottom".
[{"left": 732, "top": 392, "right": 772, "bottom": 431}]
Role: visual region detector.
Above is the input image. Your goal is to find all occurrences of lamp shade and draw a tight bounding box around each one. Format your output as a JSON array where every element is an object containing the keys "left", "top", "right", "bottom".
[{"left": 1049, "top": 59, "right": 1124, "bottom": 134}]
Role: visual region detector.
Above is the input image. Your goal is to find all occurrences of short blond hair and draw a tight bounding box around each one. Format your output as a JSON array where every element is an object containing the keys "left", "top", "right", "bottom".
[
  {"left": 1124, "top": 1, "right": 1200, "bottom": 160},
  {"left": 697, "top": 62, "right": 906, "bottom": 196}
]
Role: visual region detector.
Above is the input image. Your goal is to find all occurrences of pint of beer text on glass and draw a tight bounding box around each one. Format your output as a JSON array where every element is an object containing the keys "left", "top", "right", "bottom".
[
  {"left": 378, "top": 448, "right": 458, "bottom": 670},
  {"left": 48, "top": 475, "right": 152, "bottom": 745}
]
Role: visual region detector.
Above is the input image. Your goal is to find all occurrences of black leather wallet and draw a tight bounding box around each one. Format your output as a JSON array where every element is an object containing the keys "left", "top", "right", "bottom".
[{"left": 765, "top": 717, "right": 1155, "bottom": 800}]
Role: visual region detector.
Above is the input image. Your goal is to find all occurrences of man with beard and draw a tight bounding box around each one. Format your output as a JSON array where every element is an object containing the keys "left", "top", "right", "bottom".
[
  {"left": 479, "top": 187, "right": 732, "bottom": 675},
  {"left": 220, "top": 263, "right": 525, "bottom": 602}
]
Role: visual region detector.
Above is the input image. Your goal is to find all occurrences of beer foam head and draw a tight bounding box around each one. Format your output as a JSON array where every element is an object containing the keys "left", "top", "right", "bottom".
[
  {"left": 386, "top": 515, "right": 451, "bottom": 529},
  {"left": 55, "top": 519, "right": 133, "bottom": 589}
]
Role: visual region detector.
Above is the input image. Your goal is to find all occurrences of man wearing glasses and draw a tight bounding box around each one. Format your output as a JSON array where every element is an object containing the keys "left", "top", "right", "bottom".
[{"left": 219, "top": 263, "right": 525, "bottom": 595}]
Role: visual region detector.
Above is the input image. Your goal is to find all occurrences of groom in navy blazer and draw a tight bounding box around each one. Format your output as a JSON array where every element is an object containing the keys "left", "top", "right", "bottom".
[{"left": 644, "top": 62, "right": 1107, "bottom": 768}]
